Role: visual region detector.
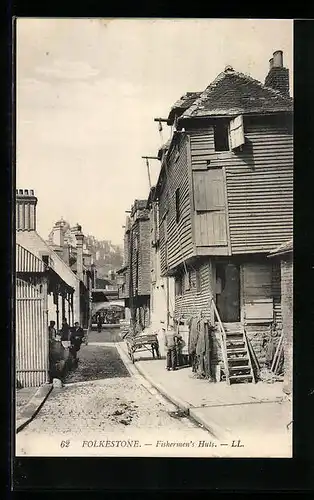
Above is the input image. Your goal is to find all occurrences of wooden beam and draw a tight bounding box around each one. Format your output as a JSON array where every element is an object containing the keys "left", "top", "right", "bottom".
[
  {"left": 153, "top": 118, "right": 168, "bottom": 123},
  {"left": 141, "top": 156, "right": 159, "bottom": 160}
]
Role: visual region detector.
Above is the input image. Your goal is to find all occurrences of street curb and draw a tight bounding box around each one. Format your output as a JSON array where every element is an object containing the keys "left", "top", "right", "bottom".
[
  {"left": 189, "top": 408, "right": 231, "bottom": 441},
  {"left": 134, "top": 363, "right": 227, "bottom": 440},
  {"left": 16, "top": 383, "right": 53, "bottom": 433},
  {"left": 134, "top": 362, "right": 190, "bottom": 414},
  {"left": 118, "top": 341, "right": 228, "bottom": 440}
]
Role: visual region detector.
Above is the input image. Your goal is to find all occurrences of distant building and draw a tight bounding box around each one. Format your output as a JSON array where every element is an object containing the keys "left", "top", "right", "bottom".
[
  {"left": 47, "top": 218, "right": 94, "bottom": 328},
  {"left": 117, "top": 200, "right": 151, "bottom": 330}
]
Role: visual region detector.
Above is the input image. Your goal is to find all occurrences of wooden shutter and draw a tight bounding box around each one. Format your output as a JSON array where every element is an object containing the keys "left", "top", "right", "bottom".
[
  {"left": 242, "top": 263, "right": 273, "bottom": 323},
  {"left": 193, "top": 169, "right": 226, "bottom": 211},
  {"left": 193, "top": 169, "right": 228, "bottom": 246},
  {"left": 229, "top": 115, "right": 245, "bottom": 150}
]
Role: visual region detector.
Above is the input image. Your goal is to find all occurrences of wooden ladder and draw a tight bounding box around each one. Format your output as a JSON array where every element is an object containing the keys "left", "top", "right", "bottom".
[
  {"left": 224, "top": 323, "right": 256, "bottom": 385},
  {"left": 211, "top": 299, "right": 255, "bottom": 385}
]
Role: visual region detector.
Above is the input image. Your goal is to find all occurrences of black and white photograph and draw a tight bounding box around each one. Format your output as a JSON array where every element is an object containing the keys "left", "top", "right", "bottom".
[{"left": 15, "top": 18, "right": 293, "bottom": 458}]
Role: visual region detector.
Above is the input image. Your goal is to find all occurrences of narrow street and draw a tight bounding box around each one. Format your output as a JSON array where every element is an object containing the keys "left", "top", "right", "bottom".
[{"left": 16, "top": 328, "right": 216, "bottom": 457}]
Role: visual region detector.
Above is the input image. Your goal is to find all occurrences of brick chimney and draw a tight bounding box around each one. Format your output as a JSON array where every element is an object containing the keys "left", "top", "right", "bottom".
[
  {"left": 265, "top": 50, "right": 290, "bottom": 97},
  {"left": 16, "top": 189, "right": 37, "bottom": 231},
  {"left": 75, "top": 224, "right": 84, "bottom": 281},
  {"left": 53, "top": 218, "right": 66, "bottom": 246}
]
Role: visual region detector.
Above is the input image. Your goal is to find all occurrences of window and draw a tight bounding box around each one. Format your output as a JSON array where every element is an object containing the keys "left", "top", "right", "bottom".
[
  {"left": 42, "top": 255, "right": 49, "bottom": 266},
  {"left": 175, "top": 188, "right": 180, "bottom": 223},
  {"left": 175, "top": 275, "right": 183, "bottom": 296},
  {"left": 196, "top": 270, "right": 201, "bottom": 293},
  {"left": 214, "top": 121, "right": 230, "bottom": 151},
  {"left": 183, "top": 269, "right": 192, "bottom": 291}
]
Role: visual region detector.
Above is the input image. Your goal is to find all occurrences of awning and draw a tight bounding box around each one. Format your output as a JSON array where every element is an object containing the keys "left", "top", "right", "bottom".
[{"left": 16, "top": 244, "right": 47, "bottom": 273}]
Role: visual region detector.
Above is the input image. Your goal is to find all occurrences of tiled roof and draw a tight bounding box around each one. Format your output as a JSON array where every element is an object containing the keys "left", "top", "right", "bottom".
[
  {"left": 167, "top": 92, "right": 202, "bottom": 125},
  {"left": 179, "top": 68, "right": 293, "bottom": 120},
  {"left": 269, "top": 239, "right": 293, "bottom": 256}
]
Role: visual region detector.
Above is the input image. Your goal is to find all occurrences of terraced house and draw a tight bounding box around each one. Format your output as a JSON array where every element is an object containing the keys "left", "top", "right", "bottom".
[
  {"left": 117, "top": 200, "right": 151, "bottom": 330},
  {"left": 152, "top": 50, "right": 293, "bottom": 384}
]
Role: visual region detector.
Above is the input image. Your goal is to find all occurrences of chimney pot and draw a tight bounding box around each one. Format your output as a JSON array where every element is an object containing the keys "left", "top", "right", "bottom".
[
  {"left": 16, "top": 188, "right": 37, "bottom": 231},
  {"left": 273, "top": 50, "right": 283, "bottom": 68},
  {"left": 269, "top": 58, "right": 274, "bottom": 70}
]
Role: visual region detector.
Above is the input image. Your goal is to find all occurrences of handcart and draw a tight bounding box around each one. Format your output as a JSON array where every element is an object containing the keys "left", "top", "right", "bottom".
[{"left": 126, "top": 333, "right": 161, "bottom": 363}]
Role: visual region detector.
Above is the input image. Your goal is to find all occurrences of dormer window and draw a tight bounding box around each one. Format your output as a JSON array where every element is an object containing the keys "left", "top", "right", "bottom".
[
  {"left": 214, "top": 120, "right": 230, "bottom": 151},
  {"left": 214, "top": 115, "right": 245, "bottom": 152}
]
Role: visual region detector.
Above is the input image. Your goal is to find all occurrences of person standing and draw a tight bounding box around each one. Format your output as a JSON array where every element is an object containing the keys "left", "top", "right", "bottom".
[
  {"left": 97, "top": 314, "right": 102, "bottom": 333},
  {"left": 164, "top": 328, "right": 178, "bottom": 371},
  {"left": 70, "top": 321, "right": 84, "bottom": 366},
  {"left": 48, "top": 320, "right": 57, "bottom": 342},
  {"left": 60, "top": 318, "right": 71, "bottom": 349}
]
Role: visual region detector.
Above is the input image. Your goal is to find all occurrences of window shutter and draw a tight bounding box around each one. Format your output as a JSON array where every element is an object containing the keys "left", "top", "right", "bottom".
[
  {"left": 193, "top": 170, "right": 226, "bottom": 211},
  {"left": 229, "top": 115, "right": 245, "bottom": 150}
]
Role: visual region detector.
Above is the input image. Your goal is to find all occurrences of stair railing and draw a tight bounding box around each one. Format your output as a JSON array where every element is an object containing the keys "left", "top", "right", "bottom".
[{"left": 211, "top": 298, "right": 230, "bottom": 385}]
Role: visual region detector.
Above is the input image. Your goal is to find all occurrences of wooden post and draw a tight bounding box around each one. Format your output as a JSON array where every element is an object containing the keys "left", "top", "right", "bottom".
[
  {"left": 62, "top": 295, "right": 65, "bottom": 322},
  {"left": 71, "top": 294, "right": 74, "bottom": 325},
  {"left": 67, "top": 293, "right": 71, "bottom": 326}
]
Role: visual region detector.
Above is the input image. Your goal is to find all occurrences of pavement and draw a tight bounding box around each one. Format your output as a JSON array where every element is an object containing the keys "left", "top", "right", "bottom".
[
  {"left": 16, "top": 383, "right": 53, "bottom": 433},
  {"left": 119, "top": 340, "right": 293, "bottom": 457},
  {"left": 16, "top": 341, "right": 214, "bottom": 458}
]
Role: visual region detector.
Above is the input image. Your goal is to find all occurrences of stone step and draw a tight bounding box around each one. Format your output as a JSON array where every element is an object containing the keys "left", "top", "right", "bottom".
[{"left": 229, "top": 374, "right": 253, "bottom": 381}]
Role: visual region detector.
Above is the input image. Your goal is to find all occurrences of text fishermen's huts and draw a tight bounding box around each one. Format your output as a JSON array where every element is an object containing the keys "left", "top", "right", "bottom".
[
  {"left": 117, "top": 200, "right": 151, "bottom": 331},
  {"left": 16, "top": 189, "right": 81, "bottom": 329},
  {"left": 152, "top": 50, "right": 293, "bottom": 384}
]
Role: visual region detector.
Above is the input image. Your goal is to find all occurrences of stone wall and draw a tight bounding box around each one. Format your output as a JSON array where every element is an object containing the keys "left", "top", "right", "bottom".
[{"left": 282, "top": 256, "right": 293, "bottom": 394}]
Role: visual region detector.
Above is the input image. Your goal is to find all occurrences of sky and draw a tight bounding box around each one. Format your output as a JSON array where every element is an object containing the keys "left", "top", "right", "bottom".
[{"left": 16, "top": 18, "right": 293, "bottom": 245}]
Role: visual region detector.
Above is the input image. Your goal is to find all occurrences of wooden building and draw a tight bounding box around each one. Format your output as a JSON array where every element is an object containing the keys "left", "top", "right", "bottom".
[
  {"left": 147, "top": 187, "right": 175, "bottom": 354},
  {"left": 153, "top": 50, "right": 293, "bottom": 383},
  {"left": 16, "top": 243, "right": 74, "bottom": 387},
  {"left": 117, "top": 200, "right": 151, "bottom": 330}
]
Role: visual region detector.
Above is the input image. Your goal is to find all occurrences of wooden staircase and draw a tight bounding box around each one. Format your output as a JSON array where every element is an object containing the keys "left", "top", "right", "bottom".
[
  {"left": 211, "top": 299, "right": 255, "bottom": 385},
  {"left": 223, "top": 323, "right": 256, "bottom": 385}
]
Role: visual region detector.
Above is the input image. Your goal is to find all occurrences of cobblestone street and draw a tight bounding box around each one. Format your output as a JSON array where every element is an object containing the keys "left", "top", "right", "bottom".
[{"left": 16, "top": 334, "right": 216, "bottom": 457}]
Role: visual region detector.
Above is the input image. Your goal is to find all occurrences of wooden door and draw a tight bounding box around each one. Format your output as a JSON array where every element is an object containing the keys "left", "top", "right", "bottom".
[{"left": 216, "top": 263, "right": 240, "bottom": 322}]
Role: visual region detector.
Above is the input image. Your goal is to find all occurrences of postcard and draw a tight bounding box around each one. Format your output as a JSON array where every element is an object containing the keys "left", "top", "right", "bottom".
[{"left": 15, "top": 18, "right": 293, "bottom": 460}]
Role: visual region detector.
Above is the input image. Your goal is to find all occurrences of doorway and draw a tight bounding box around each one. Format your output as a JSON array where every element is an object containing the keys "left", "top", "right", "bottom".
[{"left": 215, "top": 262, "right": 240, "bottom": 322}]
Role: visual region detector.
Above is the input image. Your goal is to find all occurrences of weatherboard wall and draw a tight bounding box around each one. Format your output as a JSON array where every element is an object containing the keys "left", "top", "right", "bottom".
[{"left": 187, "top": 114, "right": 293, "bottom": 255}]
